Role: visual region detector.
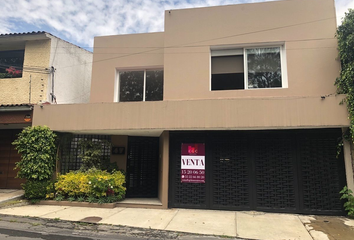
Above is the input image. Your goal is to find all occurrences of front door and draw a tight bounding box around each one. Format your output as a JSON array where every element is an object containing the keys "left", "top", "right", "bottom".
[{"left": 126, "top": 137, "right": 159, "bottom": 198}]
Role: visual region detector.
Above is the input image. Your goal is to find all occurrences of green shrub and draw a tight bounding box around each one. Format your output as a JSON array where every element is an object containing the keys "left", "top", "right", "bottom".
[
  {"left": 54, "top": 169, "right": 126, "bottom": 202},
  {"left": 78, "top": 139, "right": 111, "bottom": 171},
  {"left": 22, "top": 181, "right": 53, "bottom": 200},
  {"left": 77, "top": 196, "right": 85, "bottom": 202},
  {"left": 340, "top": 186, "right": 354, "bottom": 218},
  {"left": 55, "top": 195, "right": 64, "bottom": 201},
  {"left": 12, "top": 126, "right": 57, "bottom": 181}
]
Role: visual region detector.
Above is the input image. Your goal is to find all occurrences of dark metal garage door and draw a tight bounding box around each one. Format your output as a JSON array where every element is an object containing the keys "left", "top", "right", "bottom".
[
  {"left": 168, "top": 129, "right": 346, "bottom": 215},
  {"left": 0, "top": 129, "right": 25, "bottom": 189}
]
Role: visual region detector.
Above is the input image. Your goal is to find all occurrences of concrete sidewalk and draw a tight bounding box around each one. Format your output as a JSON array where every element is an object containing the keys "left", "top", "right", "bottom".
[
  {"left": 0, "top": 205, "right": 353, "bottom": 240},
  {"left": 0, "top": 189, "right": 24, "bottom": 204}
]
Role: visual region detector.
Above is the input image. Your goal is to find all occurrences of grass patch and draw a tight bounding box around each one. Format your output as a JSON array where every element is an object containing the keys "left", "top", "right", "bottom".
[{"left": 30, "top": 222, "right": 41, "bottom": 226}]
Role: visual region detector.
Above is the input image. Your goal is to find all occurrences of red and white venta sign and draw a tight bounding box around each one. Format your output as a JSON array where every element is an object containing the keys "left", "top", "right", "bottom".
[{"left": 181, "top": 143, "right": 205, "bottom": 183}]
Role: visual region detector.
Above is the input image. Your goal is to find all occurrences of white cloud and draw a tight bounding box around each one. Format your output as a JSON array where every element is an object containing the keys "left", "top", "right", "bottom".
[
  {"left": 336, "top": 0, "right": 354, "bottom": 25},
  {"left": 0, "top": 0, "right": 351, "bottom": 47}
]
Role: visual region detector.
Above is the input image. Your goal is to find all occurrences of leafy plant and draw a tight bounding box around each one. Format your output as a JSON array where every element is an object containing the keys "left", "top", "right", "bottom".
[
  {"left": 87, "top": 196, "right": 97, "bottom": 203},
  {"left": 55, "top": 171, "right": 90, "bottom": 197},
  {"left": 97, "top": 197, "right": 107, "bottom": 204},
  {"left": 12, "top": 126, "right": 57, "bottom": 181},
  {"left": 340, "top": 186, "right": 354, "bottom": 217},
  {"left": 29, "top": 199, "right": 41, "bottom": 204},
  {"left": 77, "top": 196, "right": 85, "bottom": 202},
  {"left": 335, "top": 9, "right": 354, "bottom": 141},
  {"left": 22, "top": 181, "right": 52, "bottom": 200},
  {"left": 55, "top": 169, "right": 126, "bottom": 200},
  {"left": 55, "top": 195, "right": 64, "bottom": 201},
  {"left": 78, "top": 139, "right": 111, "bottom": 171},
  {"left": 45, "top": 181, "right": 56, "bottom": 200},
  {"left": 68, "top": 197, "right": 75, "bottom": 202},
  {"left": 106, "top": 195, "right": 119, "bottom": 203}
]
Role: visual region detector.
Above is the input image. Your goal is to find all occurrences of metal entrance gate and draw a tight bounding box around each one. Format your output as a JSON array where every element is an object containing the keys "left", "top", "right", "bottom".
[
  {"left": 168, "top": 129, "right": 346, "bottom": 215},
  {"left": 126, "top": 137, "right": 159, "bottom": 198}
]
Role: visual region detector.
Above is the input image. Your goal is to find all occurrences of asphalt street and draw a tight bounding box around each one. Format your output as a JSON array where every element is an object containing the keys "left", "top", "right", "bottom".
[{"left": 0, "top": 214, "right": 233, "bottom": 240}]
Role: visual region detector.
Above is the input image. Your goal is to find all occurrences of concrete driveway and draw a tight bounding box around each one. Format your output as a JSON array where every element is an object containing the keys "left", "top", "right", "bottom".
[
  {"left": 0, "top": 205, "right": 353, "bottom": 240},
  {"left": 0, "top": 189, "right": 24, "bottom": 204}
]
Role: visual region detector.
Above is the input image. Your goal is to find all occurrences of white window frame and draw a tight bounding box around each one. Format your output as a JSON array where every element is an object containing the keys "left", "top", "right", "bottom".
[
  {"left": 114, "top": 68, "right": 163, "bottom": 102},
  {"left": 210, "top": 45, "right": 288, "bottom": 91}
]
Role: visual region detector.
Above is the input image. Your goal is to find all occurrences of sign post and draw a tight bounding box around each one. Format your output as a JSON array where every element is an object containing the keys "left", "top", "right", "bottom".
[{"left": 181, "top": 143, "right": 205, "bottom": 183}]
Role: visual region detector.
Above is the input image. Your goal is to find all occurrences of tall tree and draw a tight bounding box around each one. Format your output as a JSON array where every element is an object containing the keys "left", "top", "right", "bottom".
[{"left": 335, "top": 9, "right": 354, "bottom": 141}]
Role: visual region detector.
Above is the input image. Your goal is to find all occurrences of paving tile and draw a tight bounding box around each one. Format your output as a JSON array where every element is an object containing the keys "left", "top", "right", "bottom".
[
  {"left": 165, "top": 209, "right": 236, "bottom": 236},
  {"left": 41, "top": 206, "right": 124, "bottom": 221},
  {"left": 0, "top": 205, "right": 69, "bottom": 217},
  {"left": 237, "top": 211, "right": 312, "bottom": 240},
  {"left": 101, "top": 208, "right": 177, "bottom": 230}
]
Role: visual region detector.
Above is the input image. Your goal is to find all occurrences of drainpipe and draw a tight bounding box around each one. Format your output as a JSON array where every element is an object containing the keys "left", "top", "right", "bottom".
[{"left": 51, "top": 66, "right": 56, "bottom": 103}]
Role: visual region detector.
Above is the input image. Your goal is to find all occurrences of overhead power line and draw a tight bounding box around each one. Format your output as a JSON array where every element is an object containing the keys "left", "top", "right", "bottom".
[{"left": 56, "top": 16, "right": 336, "bottom": 70}]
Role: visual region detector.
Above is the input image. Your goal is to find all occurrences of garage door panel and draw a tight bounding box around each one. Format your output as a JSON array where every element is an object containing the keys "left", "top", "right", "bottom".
[
  {"left": 0, "top": 176, "right": 7, "bottom": 188},
  {"left": 298, "top": 135, "right": 345, "bottom": 214},
  {"left": 169, "top": 129, "right": 346, "bottom": 215},
  {"left": 0, "top": 129, "right": 23, "bottom": 189},
  {"left": 211, "top": 134, "right": 251, "bottom": 210},
  {"left": 6, "top": 179, "right": 25, "bottom": 189},
  {"left": 169, "top": 133, "right": 207, "bottom": 208},
  {"left": 254, "top": 137, "right": 297, "bottom": 211}
]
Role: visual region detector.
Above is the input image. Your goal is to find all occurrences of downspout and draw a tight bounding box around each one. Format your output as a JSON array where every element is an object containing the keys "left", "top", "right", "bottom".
[{"left": 51, "top": 66, "right": 56, "bottom": 103}]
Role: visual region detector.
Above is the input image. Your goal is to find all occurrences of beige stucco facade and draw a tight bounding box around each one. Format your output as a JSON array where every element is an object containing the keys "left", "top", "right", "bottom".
[
  {"left": 0, "top": 32, "right": 92, "bottom": 106},
  {"left": 90, "top": 0, "right": 340, "bottom": 103},
  {"left": 32, "top": 0, "right": 354, "bottom": 209},
  {"left": 0, "top": 39, "right": 51, "bottom": 105},
  {"left": 36, "top": 0, "right": 348, "bottom": 132}
]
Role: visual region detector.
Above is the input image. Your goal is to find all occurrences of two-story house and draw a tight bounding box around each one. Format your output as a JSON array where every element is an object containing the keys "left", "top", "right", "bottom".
[
  {"left": 33, "top": 0, "right": 353, "bottom": 215},
  {"left": 0, "top": 31, "right": 92, "bottom": 188}
]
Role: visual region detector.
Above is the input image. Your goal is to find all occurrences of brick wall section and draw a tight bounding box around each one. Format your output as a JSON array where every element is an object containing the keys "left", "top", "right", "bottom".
[{"left": 0, "top": 39, "right": 51, "bottom": 105}]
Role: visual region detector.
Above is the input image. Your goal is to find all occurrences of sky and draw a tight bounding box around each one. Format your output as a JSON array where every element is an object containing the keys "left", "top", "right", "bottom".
[{"left": 0, "top": 0, "right": 352, "bottom": 50}]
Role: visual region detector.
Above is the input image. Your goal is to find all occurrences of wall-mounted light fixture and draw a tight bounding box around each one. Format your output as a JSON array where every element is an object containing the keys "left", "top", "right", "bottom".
[{"left": 24, "top": 114, "right": 31, "bottom": 122}]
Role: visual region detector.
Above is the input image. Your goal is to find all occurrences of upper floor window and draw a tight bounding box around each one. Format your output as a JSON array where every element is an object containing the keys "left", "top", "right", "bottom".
[
  {"left": 211, "top": 46, "right": 287, "bottom": 91},
  {"left": 118, "top": 70, "right": 163, "bottom": 102},
  {"left": 0, "top": 50, "right": 24, "bottom": 79}
]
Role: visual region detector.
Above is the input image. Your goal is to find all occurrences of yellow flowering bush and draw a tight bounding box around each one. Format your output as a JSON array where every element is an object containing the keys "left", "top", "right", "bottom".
[
  {"left": 55, "top": 172, "right": 90, "bottom": 197},
  {"left": 52, "top": 169, "right": 126, "bottom": 203}
]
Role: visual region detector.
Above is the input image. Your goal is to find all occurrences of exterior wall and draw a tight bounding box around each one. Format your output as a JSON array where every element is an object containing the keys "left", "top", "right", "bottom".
[
  {"left": 90, "top": 32, "right": 164, "bottom": 103},
  {"left": 33, "top": 95, "right": 349, "bottom": 132},
  {"left": 89, "top": 0, "right": 340, "bottom": 104},
  {"left": 110, "top": 135, "right": 128, "bottom": 172},
  {"left": 48, "top": 36, "right": 92, "bottom": 104},
  {"left": 0, "top": 40, "right": 51, "bottom": 104},
  {"left": 159, "top": 131, "right": 169, "bottom": 208},
  {"left": 163, "top": 0, "right": 339, "bottom": 100},
  {"left": 33, "top": 0, "right": 349, "bottom": 136}
]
